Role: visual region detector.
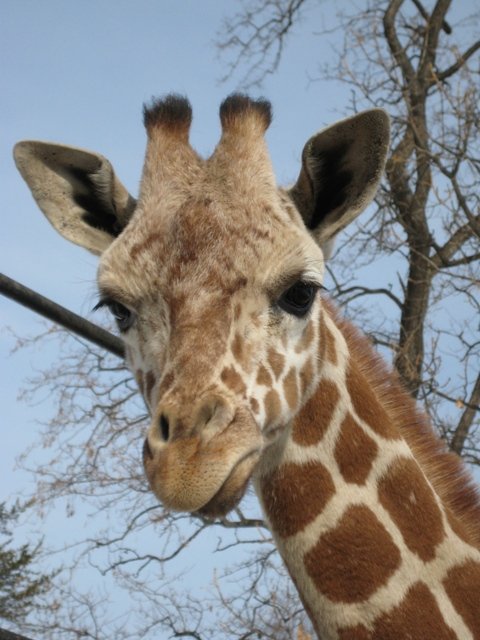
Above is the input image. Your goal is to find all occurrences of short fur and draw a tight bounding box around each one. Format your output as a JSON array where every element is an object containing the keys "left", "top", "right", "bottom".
[{"left": 323, "top": 296, "right": 480, "bottom": 549}]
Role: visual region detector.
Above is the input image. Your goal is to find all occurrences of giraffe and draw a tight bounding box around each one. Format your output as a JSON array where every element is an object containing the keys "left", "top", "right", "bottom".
[{"left": 14, "top": 95, "right": 480, "bottom": 639}]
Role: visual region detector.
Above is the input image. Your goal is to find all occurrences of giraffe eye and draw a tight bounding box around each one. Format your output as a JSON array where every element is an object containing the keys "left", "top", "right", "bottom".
[
  {"left": 108, "top": 301, "right": 134, "bottom": 331},
  {"left": 94, "top": 298, "right": 135, "bottom": 332},
  {"left": 278, "top": 281, "right": 317, "bottom": 318}
]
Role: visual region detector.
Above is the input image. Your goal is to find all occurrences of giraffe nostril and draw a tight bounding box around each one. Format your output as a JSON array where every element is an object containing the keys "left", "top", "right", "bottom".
[{"left": 159, "top": 413, "right": 170, "bottom": 441}]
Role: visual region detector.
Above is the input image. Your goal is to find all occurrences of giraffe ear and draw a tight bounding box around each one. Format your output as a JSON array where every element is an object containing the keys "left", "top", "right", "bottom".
[
  {"left": 14, "top": 141, "right": 137, "bottom": 255},
  {"left": 289, "top": 109, "right": 390, "bottom": 248}
]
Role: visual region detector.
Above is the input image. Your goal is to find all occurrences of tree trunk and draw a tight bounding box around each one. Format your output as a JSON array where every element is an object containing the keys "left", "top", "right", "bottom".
[{"left": 394, "top": 249, "right": 433, "bottom": 397}]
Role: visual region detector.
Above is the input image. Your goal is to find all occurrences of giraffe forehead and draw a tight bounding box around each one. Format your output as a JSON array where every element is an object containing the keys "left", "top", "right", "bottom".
[{"left": 100, "top": 191, "right": 315, "bottom": 298}]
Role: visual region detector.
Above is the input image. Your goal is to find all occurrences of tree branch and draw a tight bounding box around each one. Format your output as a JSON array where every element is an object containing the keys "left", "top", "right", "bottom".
[
  {"left": 410, "top": 0, "right": 452, "bottom": 34},
  {"left": 383, "top": 0, "right": 415, "bottom": 83},
  {"left": 418, "top": 0, "right": 451, "bottom": 80},
  {"left": 450, "top": 373, "right": 480, "bottom": 456},
  {"left": 334, "top": 285, "right": 403, "bottom": 309},
  {"left": 0, "top": 272, "right": 124, "bottom": 359},
  {"left": 432, "top": 212, "right": 480, "bottom": 268},
  {"left": 436, "top": 39, "right": 480, "bottom": 82}
]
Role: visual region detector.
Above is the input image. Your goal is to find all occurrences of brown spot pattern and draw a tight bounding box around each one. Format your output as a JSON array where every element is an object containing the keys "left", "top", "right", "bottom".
[
  {"left": 256, "top": 364, "right": 272, "bottom": 387},
  {"left": 145, "top": 371, "right": 156, "bottom": 404},
  {"left": 295, "top": 321, "right": 314, "bottom": 354},
  {"left": 304, "top": 505, "right": 400, "bottom": 603},
  {"left": 261, "top": 462, "right": 334, "bottom": 538},
  {"left": 443, "top": 560, "right": 480, "bottom": 637},
  {"left": 328, "top": 296, "right": 480, "bottom": 550},
  {"left": 249, "top": 397, "right": 259, "bottom": 414},
  {"left": 268, "top": 348, "right": 285, "bottom": 379},
  {"left": 225, "top": 276, "right": 248, "bottom": 296},
  {"left": 130, "top": 231, "right": 164, "bottom": 261},
  {"left": 231, "top": 333, "right": 244, "bottom": 362},
  {"left": 334, "top": 413, "right": 378, "bottom": 485},
  {"left": 299, "top": 357, "right": 314, "bottom": 396},
  {"left": 318, "top": 317, "right": 326, "bottom": 364},
  {"left": 346, "top": 361, "right": 400, "bottom": 440},
  {"left": 319, "top": 314, "right": 338, "bottom": 366},
  {"left": 221, "top": 366, "right": 246, "bottom": 396},
  {"left": 283, "top": 368, "right": 298, "bottom": 411},
  {"left": 135, "top": 369, "right": 145, "bottom": 396},
  {"left": 338, "top": 626, "right": 371, "bottom": 640},
  {"left": 373, "top": 582, "right": 457, "bottom": 639},
  {"left": 292, "top": 378, "right": 339, "bottom": 446},
  {"left": 378, "top": 457, "right": 445, "bottom": 561},
  {"left": 158, "top": 370, "right": 175, "bottom": 396},
  {"left": 264, "top": 389, "right": 281, "bottom": 425}
]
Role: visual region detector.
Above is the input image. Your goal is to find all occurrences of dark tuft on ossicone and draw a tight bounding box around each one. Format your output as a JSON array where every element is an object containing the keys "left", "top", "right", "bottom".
[
  {"left": 143, "top": 94, "right": 193, "bottom": 132},
  {"left": 220, "top": 94, "right": 272, "bottom": 131}
]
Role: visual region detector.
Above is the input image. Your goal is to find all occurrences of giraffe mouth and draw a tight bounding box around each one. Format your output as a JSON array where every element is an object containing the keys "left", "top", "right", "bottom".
[
  {"left": 142, "top": 407, "right": 263, "bottom": 516},
  {"left": 196, "top": 448, "right": 261, "bottom": 518}
]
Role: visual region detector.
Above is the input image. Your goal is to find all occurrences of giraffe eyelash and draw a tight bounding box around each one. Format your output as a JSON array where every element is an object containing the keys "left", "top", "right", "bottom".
[
  {"left": 93, "top": 297, "right": 135, "bottom": 332},
  {"left": 92, "top": 297, "right": 110, "bottom": 312}
]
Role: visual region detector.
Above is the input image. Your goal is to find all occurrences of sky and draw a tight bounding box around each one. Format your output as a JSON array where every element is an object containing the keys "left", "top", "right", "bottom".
[
  {"left": 1, "top": 1, "right": 352, "bottom": 635},
  {"left": 1, "top": 0, "right": 477, "bottom": 637}
]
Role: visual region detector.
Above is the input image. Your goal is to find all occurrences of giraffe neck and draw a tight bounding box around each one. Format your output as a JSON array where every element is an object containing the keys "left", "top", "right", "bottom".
[{"left": 255, "top": 300, "right": 480, "bottom": 640}]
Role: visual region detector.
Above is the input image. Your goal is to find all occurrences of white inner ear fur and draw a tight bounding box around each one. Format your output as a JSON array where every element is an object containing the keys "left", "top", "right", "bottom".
[{"left": 14, "top": 141, "right": 136, "bottom": 256}]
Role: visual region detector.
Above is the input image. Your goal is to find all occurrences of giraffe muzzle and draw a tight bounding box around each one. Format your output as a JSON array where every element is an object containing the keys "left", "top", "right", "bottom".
[{"left": 142, "top": 405, "right": 263, "bottom": 516}]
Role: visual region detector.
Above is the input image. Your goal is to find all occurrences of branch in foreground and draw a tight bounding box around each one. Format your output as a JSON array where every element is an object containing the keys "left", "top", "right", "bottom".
[
  {"left": 0, "top": 629, "right": 36, "bottom": 640},
  {"left": 0, "top": 272, "right": 124, "bottom": 359}
]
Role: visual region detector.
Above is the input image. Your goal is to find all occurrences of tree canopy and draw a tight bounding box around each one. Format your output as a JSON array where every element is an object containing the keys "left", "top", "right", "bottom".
[{"left": 0, "top": 502, "right": 52, "bottom": 626}]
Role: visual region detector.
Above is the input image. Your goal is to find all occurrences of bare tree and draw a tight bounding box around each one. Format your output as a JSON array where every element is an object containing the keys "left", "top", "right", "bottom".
[
  {"left": 9, "top": 1, "right": 479, "bottom": 638},
  {"left": 219, "top": 0, "right": 480, "bottom": 462}
]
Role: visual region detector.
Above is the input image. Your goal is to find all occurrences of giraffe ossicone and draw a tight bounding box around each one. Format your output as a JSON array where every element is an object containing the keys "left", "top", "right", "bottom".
[{"left": 14, "top": 94, "right": 480, "bottom": 639}]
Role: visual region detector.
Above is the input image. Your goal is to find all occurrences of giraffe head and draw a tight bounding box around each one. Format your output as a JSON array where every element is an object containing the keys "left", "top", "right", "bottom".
[{"left": 14, "top": 95, "right": 389, "bottom": 517}]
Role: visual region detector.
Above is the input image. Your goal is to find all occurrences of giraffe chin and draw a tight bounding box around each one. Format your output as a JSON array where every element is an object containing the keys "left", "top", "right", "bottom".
[
  {"left": 142, "top": 408, "right": 263, "bottom": 516},
  {"left": 196, "top": 449, "right": 261, "bottom": 518}
]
